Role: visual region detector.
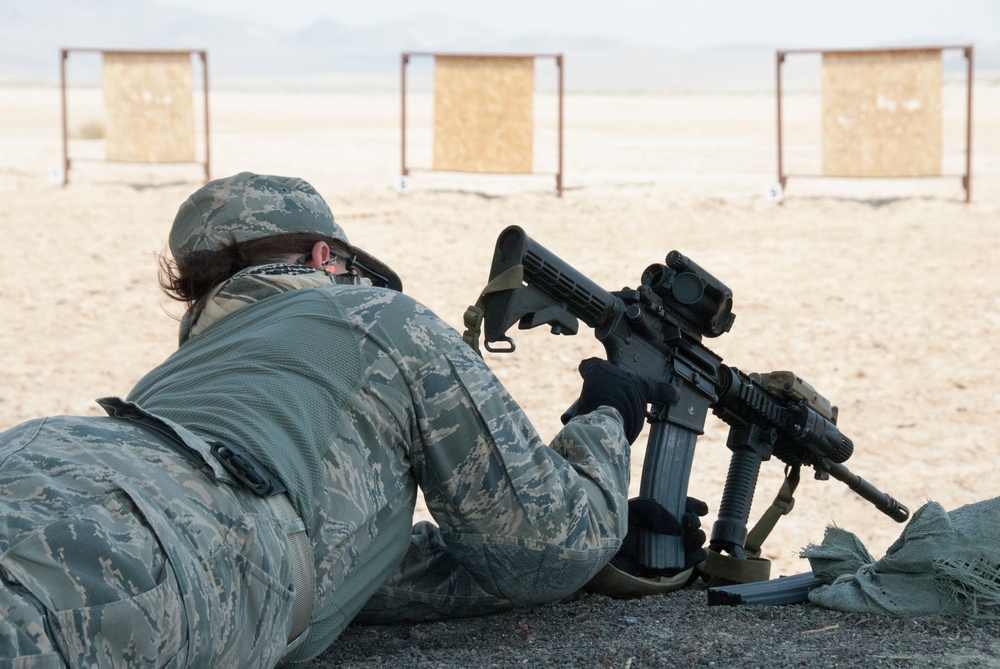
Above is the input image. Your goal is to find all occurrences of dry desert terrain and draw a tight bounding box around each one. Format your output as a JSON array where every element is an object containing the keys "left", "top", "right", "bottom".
[{"left": 1, "top": 78, "right": 998, "bottom": 666}]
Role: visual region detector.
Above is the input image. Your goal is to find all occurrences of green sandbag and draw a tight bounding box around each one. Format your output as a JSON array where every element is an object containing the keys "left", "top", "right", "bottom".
[{"left": 801, "top": 498, "right": 1000, "bottom": 619}]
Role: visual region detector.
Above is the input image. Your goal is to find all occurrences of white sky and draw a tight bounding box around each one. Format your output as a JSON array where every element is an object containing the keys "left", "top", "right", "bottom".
[{"left": 151, "top": 0, "right": 1000, "bottom": 49}]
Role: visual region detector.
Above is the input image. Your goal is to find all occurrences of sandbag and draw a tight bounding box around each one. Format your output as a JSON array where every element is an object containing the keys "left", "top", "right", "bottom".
[{"left": 801, "top": 498, "right": 1000, "bottom": 619}]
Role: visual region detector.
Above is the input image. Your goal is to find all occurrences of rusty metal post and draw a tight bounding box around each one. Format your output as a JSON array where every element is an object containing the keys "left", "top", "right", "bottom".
[
  {"left": 201, "top": 50, "right": 211, "bottom": 183},
  {"left": 557, "top": 53, "right": 563, "bottom": 197},
  {"left": 773, "top": 45, "right": 970, "bottom": 202},
  {"left": 401, "top": 53, "right": 409, "bottom": 178},
  {"left": 964, "top": 45, "right": 974, "bottom": 203},
  {"left": 398, "top": 51, "right": 561, "bottom": 195},
  {"left": 776, "top": 50, "right": 785, "bottom": 191},
  {"left": 61, "top": 47, "right": 210, "bottom": 185},
  {"left": 60, "top": 48, "right": 69, "bottom": 186}
]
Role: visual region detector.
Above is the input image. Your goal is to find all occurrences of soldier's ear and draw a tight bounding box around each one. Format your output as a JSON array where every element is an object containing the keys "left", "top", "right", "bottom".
[{"left": 309, "top": 241, "right": 330, "bottom": 268}]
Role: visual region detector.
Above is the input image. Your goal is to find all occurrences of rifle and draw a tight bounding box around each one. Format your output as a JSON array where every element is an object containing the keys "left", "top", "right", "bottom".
[{"left": 464, "top": 225, "right": 909, "bottom": 586}]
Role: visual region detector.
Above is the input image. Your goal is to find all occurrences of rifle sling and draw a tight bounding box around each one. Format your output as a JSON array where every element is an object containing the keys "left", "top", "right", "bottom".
[
  {"left": 744, "top": 464, "right": 801, "bottom": 559},
  {"left": 462, "top": 264, "right": 525, "bottom": 356},
  {"left": 704, "top": 464, "right": 801, "bottom": 585}
]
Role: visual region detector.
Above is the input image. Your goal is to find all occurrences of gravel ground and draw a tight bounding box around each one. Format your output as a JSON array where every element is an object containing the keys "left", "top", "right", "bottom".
[{"left": 312, "top": 581, "right": 1000, "bottom": 669}]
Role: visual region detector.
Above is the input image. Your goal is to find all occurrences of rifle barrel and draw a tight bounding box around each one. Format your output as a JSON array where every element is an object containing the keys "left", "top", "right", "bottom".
[{"left": 825, "top": 461, "right": 910, "bottom": 522}]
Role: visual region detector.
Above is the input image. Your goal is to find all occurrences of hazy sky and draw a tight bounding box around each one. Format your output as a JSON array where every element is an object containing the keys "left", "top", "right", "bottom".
[{"left": 151, "top": 0, "right": 1000, "bottom": 49}]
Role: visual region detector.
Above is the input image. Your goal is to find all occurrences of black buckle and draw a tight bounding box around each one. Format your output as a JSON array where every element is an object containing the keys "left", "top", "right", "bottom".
[{"left": 211, "top": 442, "right": 286, "bottom": 497}]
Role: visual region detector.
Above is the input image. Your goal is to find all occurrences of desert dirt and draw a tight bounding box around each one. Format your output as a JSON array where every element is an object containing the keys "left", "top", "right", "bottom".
[{"left": 1, "top": 80, "right": 998, "bottom": 666}]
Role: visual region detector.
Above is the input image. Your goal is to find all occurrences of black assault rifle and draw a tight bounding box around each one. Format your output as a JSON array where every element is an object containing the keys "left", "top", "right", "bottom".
[{"left": 468, "top": 225, "right": 909, "bottom": 587}]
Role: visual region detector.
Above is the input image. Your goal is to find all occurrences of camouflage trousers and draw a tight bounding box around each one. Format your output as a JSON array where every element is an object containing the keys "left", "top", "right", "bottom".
[{"left": 0, "top": 416, "right": 295, "bottom": 668}]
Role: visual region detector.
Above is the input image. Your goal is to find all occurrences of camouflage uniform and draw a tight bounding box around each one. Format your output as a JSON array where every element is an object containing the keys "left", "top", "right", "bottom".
[
  {"left": 0, "top": 173, "right": 631, "bottom": 668},
  {"left": 0, "top": 413, "right": 295, "bottom": 668}
]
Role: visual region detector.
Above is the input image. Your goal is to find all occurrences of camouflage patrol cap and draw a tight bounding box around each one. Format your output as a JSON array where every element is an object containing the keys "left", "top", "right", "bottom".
[{"left": 169, "top": 172, "right": 401, "bottom": 291}]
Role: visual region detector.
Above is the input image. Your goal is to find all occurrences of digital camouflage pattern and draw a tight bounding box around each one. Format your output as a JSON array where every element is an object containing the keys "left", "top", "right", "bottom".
[
  {"left": 0, "top": 415, "right": 294, "bottom": 668},
  {"left": 168, "top": 172, "right": 402, "bottom": 292},
  {"left": 0, "top": 263, "right": 630, "bottom": 667}
]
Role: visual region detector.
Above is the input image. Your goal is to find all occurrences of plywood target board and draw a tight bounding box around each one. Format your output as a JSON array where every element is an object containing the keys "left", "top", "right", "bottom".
[
  {"left": 102, "top": 51, "right": 195, "bottom": 162},
  {"left": 433, "top": 56, "right": 534, "bottom": 174},
  {"left": 822, "top": 49, "right": 942, "bottom": 177}
]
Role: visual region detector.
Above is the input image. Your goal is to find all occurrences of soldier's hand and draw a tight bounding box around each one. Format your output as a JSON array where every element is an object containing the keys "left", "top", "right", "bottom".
[
  {"left": 561, "top": 358, "right": 649, "bottom": 443},
  {"left": 610, "top": 496, "right": 709, "bottom": 577}
]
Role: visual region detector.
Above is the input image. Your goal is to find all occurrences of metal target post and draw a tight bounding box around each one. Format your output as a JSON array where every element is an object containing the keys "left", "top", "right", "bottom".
[
  {"left": 401, "top": 51, "right": 564, "bottom": 197},
  {"left": 60, "top": 47, "right": 211, "bottom": 186},
  {"left": 776, "top": 45, "right": 974, "bottom": 203}
]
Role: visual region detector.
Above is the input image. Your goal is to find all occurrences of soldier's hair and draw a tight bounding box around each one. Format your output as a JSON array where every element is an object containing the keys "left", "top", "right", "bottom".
[{"left": 159, "top": 232, "right": 351, "bottom": 306}]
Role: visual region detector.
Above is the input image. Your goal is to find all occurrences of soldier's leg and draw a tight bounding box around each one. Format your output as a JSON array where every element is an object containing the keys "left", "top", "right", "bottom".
[
  {"left": 0, "top": 580, "right": 65, "bottom": 667},
  {"left": 0, "top": 416, "right": 185, "bottom": 667},
  {"left": 0, "top": 417, "right": 294, "bottom": 668},
  {"left": 354, "top": 520, "right": 517, "bottom": 625}
]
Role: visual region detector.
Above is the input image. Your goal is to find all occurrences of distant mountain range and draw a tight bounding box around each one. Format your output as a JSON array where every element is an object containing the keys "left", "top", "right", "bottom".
[{"left": 2, "top": 0, "right": 997, "bottom": 92}]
